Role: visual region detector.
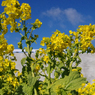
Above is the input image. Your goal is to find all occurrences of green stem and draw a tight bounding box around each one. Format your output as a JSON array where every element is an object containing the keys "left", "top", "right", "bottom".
[
  {"left": 69, "top": 51, "right": 77, "bottom": 71},
  {"left": 31, "top": 65, "right": 34, "bottom": 77},
  {"left": 34, "top": 88, "right": 37, "bottom": 95},
  {"left": 31, "top": 63, "right": 37, "bottom": 95},
  {"left": 48, "top": 63, "right": 51, "bottom": 95},
  {"left": 23, "top": 51, "right": 28, "bottom": 57},
  {"left": 29, "top": 29, "right": 33, "bottom": 40},
  {"left": 27, "top": 44, "right": 31, "bottom": 57},
  {"left": 18, "top": 31, "right": 23, "bottom": 37}
]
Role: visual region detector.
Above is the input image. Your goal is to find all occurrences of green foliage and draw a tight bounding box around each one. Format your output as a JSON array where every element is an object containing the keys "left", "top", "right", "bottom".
[
  {"left": 21, "top": 58, "right": 26, "bottom": 66},
  {"left": 49, "top": 71, "right": 87, "bottom": 94},
  {"left": 21, "top": 72, "right": 39, "bottom": 95}
]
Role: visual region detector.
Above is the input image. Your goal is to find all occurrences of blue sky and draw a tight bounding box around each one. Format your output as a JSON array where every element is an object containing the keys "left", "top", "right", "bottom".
[{"left": 1, "top": 0, "right": 95, "bottom": 50}]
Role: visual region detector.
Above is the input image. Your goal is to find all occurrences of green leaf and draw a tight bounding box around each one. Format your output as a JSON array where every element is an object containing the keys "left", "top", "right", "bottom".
[
  {"left": 27, "top": 73, "right": 39, "bottom": 87},
  {"left": 21, "top": 58, "right": 26, "bottom": 66},
  {"left": 49, "top": 71, "right": 87, "bottom": 94},
  {"left": 30, "top": 47, "right": 33, "bottom": 53},
  {"left": 30, "top": 39, "right": 35, "bottom": 43},
  {"left": 22, "top": 83, "right": 33, "bottom": 95},
  {"left": 0, "top": 89, "right": 3, "bottom": 95},
  {"left": 51, "top": 91, "right": 57, "bottom": 95},
  {"left": 22, "top": 73, "right": 39, "bottom": 95},
  {"left": 62, "top": 90, "right": 67, "bottom": 95},
  {"left": 21, "top": 36, "right": 26, "bottom": 41},
  {"left": 32, "top": 24, "right": 38, "bottom": 30},
  {"left": 35, "top": 50, "right": 39, "bottom": 58},
  {"left": 26, "top": 56, "right": 33, "bottom": 62},
  {"left": 26, "top": 39, "right": 30, "bottom": 44},
  {"left": 24, "top": 47, "right": 29, "bottom": 53},
  {"left": 34, "top": 40, "right": 37, "bottom": 44},
  {"left": 61, "top": 67, "right": 70, "bottom": 78}
]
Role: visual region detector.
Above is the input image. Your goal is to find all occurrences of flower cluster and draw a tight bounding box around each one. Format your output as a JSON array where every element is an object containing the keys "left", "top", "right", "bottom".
[
  {"left": 0, "top": 34, "right": 8, "bottom": 56},
  {"left": 69, "top": 23, "right": 95, "bottom": 53},
  {"left": 0, "top": 58, "right": 22, "bottom": 94},
  {"left": 20, "top": 3, "right": 31, "bottom": 20},
  {"left": 34, "top": 19, "right": 42, "bottom": 28},
  {"left": 1, "top": 0, "right": 31, "bottom": 33},
  {"left": 77, "top": 80, "right": 95, "bottom": 95},
  {"left": 40, "top": 30, "right": 71, "bottom": 53}
]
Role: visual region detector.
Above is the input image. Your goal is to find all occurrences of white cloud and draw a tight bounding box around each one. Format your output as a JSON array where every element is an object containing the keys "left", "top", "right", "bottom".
[
  {"left": 64, "top": 8, "right": 84, "bottom": 25},
  {"left": 42, "top": 7, "right": 63, "bottom": 21},
  {"left": 42, "top": 7, "right": 86, "bottom": 26}
]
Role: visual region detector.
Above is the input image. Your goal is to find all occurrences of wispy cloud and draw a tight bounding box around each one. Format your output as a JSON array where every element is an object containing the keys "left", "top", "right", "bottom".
[
  {"left": 48, "top": 21, "right": 53, "bottom": 28},
  {"left": 64, "top": 8, "right": 84, "bottom": 25},
  {"left": 42, "top": 7, "right": 63, "bottom": 21},
  {"left": 42, "top": 7, "right": 89, "bottom": 26}
]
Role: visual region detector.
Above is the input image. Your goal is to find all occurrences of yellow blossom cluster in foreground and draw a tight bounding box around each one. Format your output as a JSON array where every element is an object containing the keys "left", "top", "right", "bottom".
[{"left": 77, "top": 80, "right": 95, "bottom": 95}]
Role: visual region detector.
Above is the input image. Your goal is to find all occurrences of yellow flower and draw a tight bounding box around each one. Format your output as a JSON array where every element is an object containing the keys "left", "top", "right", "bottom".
[
  {"left": 42, "top": 37, "right": 46, "bottom": 41},
  {"left": 75, "top": 39, "right": 79, "bottom": 44},
  {"left": 7, "top": 44, "right": 14, "bottom": 53},
  {"left": 72, "top": 69, "right": 77, "bottom": 71},
  {"left": 11, "top": 53, "right": 14, "bottom": 56},
  {"left": 38, "top": 84, "right": 42, "bottom": 90},
  {"left": 40, "top": 40, "right": 45, "bottom": 46},
  {"left": 5, "top": 59, "right": 8, "bottom": 62},
  {"left": 20, "top": 78, "right": 22, "bottom": 83},
  {"left": 0, "top": 68, "right": 3, "bottom": 72},
  {"left": 54, "top": 30, "right": 60, "bottom": 35},
  {"left": 81, "top": 74, "right": 83, "bottom": 77},
  {"left": 12, "top": 81, "right": 17, "bottom": 87},
  {"left": 34, "top": 65, "right": 40, "bottom": 73},
  {"left": 21, "top": 3, "right": 31, "bottom": 20},
  {"left": 92, "top": 79, "right": 95, "bottom": 82},
  {"left": 10, "top": 62, "right": 16, "bottom": 70},
  {"left": 5, "top": 62, "right": 9, "bottom": 67},
  {"left": 0, "top": 76, "right": 2, "bottom": 79},
  {"left": 17, "top": 23, "right": 21, "bottom": 27},
  {"left": 35, "top": 19, "right": 42, "bottom": 28},
  {"left": 39, "top": 48, "right": 43, "bottom": 51},
  {"left": 38, "top": 87, "right": 41, "bottom": 90},
  {"left": 17, "top": 71, "right": 22, "bottom": 76},
  {"left": 1, "top": 1, "right": 6, "bottom": 6},
  {"left": 81, "top": 83, "right": 85, "bottom": 87},
  {"left": 72, "top": 31, "right": 76, "bottom": 36},
  {"left": 12, "top": 78, "right": 19, "bottom": 87},
  {"left": 91, "top": 50, "right": 94, "bottom": 54},
  {"left": 92, "top": 92, "right": 95, "bottom": 95},
  {"left": 19, "top": 20, "right": 22, "bottom": 22},
  {"left": 46, "top": 49, "right": 50, "bottom": 53},
  {"left": 69, "top": 30, "right": 73, "bottom": 34},
  {"left": 14, "top": 70, "right": 17, "bottom": 73},
  {"left": 31, "top": 57, "right": 35, "bottom": 61},
  {"left": 43, "top": 55, "right": 49, "bottom": 63},
  {"left": 0, "top": 56, "right": 3, "bottom": 61},
  {"left": 78, "top": 88, "right": 82, "bottom": 93},
  {"left": 7, "top": 76, "right": 13, "bottom": 83}
]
